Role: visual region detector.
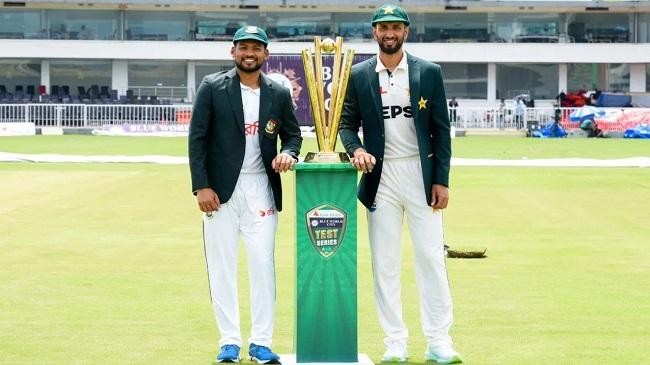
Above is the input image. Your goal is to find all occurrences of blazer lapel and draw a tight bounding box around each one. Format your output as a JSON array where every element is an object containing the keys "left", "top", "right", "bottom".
[
  {"left": 407, "top": 53, "right": 422, "bottom": 125},
  {"left": 225, "top": 68, "right": 245, "bottom": 135},
  {"left": 258, "top": 74, "right": 273, "bottom": 142},
  {"left": 366, "top": 57, "right": 384, "bottom": 132}
]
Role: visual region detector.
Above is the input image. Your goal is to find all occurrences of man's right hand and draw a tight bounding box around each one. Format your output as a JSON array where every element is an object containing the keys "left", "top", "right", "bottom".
[
  {"left": 350, "top": 148, "right": 377, "bottom": 174},
  {"left": 196, "top": 188, "right": 220, "bottom": 212}
]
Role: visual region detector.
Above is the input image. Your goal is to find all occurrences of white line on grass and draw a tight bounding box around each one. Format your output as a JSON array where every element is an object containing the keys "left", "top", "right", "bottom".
[{"left": 1, "top": 152, "right": 649, "bottom": 167}]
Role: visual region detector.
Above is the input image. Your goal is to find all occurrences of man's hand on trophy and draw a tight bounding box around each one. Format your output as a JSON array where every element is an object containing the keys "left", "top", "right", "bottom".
[
  {"left": 272, "top": 152, "right": 296, "bottom": 173},
  {"left": 351, "top": 148, "right": 376, "bottom": 174}
]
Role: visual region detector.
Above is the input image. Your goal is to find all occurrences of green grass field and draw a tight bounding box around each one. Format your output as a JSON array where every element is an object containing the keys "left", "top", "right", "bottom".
[{"left": 1, "top": 136, "right": 649, "bottom": 364}]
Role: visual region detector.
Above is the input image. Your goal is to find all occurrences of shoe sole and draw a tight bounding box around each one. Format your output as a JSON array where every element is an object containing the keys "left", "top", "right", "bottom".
[
  {"left": 425, "top": 355, "right": 462, "bottom": 364},
  {"left": 217, "top": 359, "right": 240, "bottom": 363},
  {"left": 381, "top": 358, "right": 407, "bottom": 363},
  {"left": 250, "top": 357, "right": 281, "bottom": 364}
]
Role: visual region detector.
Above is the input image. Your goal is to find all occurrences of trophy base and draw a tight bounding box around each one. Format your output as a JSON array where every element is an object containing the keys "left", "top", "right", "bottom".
[
  {"left": 304, "top": 152, "right": 350, "bottom": 163},
  {"left": 279, "top": 353, "right": 374, "bottom": 365}
]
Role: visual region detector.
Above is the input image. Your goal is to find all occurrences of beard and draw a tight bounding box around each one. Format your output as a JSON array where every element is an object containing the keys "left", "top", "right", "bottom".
[
  {"left": 235, "top": 58, "right": 264, "bottom": 73},
  {"left": 377, "top": 37, "right": 404, "bottom": 55}
]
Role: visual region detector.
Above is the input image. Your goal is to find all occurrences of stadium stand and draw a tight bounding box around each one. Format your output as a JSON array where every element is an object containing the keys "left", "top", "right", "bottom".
[{"left": 1, "top": 0, "right": 649, "bottom": 134}]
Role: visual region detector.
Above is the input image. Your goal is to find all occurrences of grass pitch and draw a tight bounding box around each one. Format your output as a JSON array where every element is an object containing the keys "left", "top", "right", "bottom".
[{"left": 0, "top": 136, "right": 649, "bottom": 364}]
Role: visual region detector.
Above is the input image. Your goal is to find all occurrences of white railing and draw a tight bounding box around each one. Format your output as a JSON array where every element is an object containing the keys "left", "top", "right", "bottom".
[
  {"left": 449, "top": 107, "right": 558, "bottom": 130},
  {"left": 1, "top": 104, "right": 647, "bottom": 133},
  {"left": 0, "top": 104, "right": 192, "bottom": 128},
  {"left": 449, "top": 106, "right": 649, "bottom": 133}
]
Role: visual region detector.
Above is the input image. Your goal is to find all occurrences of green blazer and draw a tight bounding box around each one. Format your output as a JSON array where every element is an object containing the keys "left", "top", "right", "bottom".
[
  {"left": 188, "top": 68, "right": 302, "bottom": 211},
  {"left": 339, "top": 53, "right": 451, "bottom": 209}
]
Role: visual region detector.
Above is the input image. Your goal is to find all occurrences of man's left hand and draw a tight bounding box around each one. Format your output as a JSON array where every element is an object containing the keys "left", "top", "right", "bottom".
[
  {"left": 431, "top": 184, "right": 449, "bottom": 210},
  {"left": 272, "top": 152, "right": 296, "bottom": 173}
]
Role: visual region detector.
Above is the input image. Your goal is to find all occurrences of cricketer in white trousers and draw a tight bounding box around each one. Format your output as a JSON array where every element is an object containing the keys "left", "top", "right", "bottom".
[
  {"left": 368, "top": 156, "right": 453, "bottom": 349},
  {"left": 202, "top": 172, "right": 277, "bottom": 348}
]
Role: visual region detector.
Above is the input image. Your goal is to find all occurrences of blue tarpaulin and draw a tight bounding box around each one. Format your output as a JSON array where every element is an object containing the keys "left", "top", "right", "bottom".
[
  {"left": 532, "top": 121, "right": 567, "bottom": 138},
  {"left": 623, "top": 123, "right": 650, "bottom": 139},
  {"left": 569, "top": 106, "right": 605, "bottom": 122},
  {"left": 597, "top": 93, "right": 632, "bottom": 107}
]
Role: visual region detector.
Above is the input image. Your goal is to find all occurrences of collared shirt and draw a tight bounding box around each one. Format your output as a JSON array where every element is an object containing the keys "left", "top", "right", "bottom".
[
  {"left": 375, "top": 52, "right": 419, "bottom": 159},
  {"left": 516, "top": 99, "right": 525, "bottom": 116},
  {"left": 240, "top": 83, "right": 265, "bottom": 173}
]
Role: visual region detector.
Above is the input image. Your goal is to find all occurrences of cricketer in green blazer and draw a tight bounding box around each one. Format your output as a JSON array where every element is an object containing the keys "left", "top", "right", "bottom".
[
  {"left": 339, "top": 52, "right": 452, "bottom": 209},
  {"left": 188, "top": 68, "right": 302, "bottom": 212}
]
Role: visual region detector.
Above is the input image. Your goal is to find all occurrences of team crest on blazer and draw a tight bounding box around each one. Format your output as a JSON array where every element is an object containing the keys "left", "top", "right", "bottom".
[
  {"left": 305, "top": 204, "right": 347, "bottom": 258},
  {"left": 265, "top": 119, "right": 278, "bottom": 134}
]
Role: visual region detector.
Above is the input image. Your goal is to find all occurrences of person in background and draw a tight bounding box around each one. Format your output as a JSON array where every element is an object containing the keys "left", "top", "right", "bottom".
[
  {"left": 54, "top": 24, "right": 69, "bottom": 39},
  {"left": 78, "top": 25, "right": 92, "bottom": 40},
  {"left": 580, "top": 119, "right": 604, "bottom": 138},
  {"left": 448, "top": 96, "right": 459, "bottom": 124},
  {"left": 498, "top": 98, "right": 506, "bottom": 129},
  {"left": 515, "top": 97, "right": 525, "bottom": 129}
]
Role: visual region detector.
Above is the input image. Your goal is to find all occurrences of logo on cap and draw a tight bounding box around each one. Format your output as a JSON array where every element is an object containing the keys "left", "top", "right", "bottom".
[
  {"left": 381, "top": 5, "right": 395, "bottom": 14},
  {"left": 245, "top": 26, "right": 258, "bottom": 34}
]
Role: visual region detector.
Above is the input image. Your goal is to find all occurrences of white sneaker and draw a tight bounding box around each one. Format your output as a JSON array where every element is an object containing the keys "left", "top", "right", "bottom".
[
  {"left": 424, "top": 345, "right": 462, "bottom": 364},
  {"left": 381, "top": 340, "right": 408, "bottom": 363}
]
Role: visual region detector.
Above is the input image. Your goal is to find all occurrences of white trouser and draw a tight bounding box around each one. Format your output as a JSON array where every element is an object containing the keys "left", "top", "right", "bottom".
[
  {"left": 367, "top": 157, "right": 453, "bottom": 348},
  {"left": 203, "top": 173, "right": 278, "bottom": 348}
]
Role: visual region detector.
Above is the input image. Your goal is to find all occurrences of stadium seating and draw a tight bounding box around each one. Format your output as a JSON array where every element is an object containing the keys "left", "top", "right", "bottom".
[{"left": 0, "top": 84, "right": 171, "bottom": 105}]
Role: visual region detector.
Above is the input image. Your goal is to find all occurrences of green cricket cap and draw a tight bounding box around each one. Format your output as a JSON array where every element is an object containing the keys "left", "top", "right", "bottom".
[
  {"left": 371, "top": 4, "right": 410, "bottom": 26},
  {"left": 233, "top": 26, "right": 268, "bottom": 45}
]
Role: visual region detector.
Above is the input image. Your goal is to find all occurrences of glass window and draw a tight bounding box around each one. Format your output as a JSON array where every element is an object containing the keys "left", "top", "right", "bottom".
[
  {"left": 193, "top": 12, "right": 252, "bottom": 41},
  {"left": 647, "top": 65, "right": 650, "bottom": 92},
  {"left": 335, "top": 13, "right": 372, "bottom": 42},
  {"left": 567, "top": 63, "right": 629, "bottom": 93},
  {"left": 0, "top": 10, "right": 42, "bottom": 39},
  {"left": 48, "top": 10, "right": 119, "bottom": 40},
  {"left": 497, "top": 63, "right": 558, "bottom": 100},
  {"left": 0, "top": 59, "right": 41, "bottom": 97},
  {"left": 125, "top": 11, "right": 191, "bottom": 41},
  {"left": 567, "top": 13, "right": 631, "bottom": 43},
  {"left": 129, "top": 60, "right": 188, "bottom": 100},
  {"left": 640, "top": 13, "right": 650, "bottom": 43},
  {"left": 439, "top": 63, "right": 487, "bottom": 99},
  {"left": 422, "top": 13, "right": 488, "bottom": 42},
  {"left": 50, "top": 60, "right": 111, "bottom": 96},
  {"left": 129, "top": 60, "right": 187, "bottom": 87},
  {"left": 264, "top": 12, "right": 332, "bottom": 41},
  {"left": 493, "top": 13, "right": 561, "bottom": 43},
  {"left": 195, "top": 62, "right": 232, "bottom": 87}
]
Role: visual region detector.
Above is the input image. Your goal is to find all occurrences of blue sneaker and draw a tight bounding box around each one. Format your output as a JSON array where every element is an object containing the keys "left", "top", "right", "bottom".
[
  {"left": 249, "top": 343, "right": 281, "bottom": 364},
  {"left": 216, "top": 344, "right": 240, "bottom": 363}
]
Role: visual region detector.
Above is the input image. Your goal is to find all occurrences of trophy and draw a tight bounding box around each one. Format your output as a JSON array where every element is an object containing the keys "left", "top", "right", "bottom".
[
  {"left": 294, "top": 37, "right": 361, "bottom": 362},
  {"left": 301, "top": 36, "right": 355, "bottom": 163}
]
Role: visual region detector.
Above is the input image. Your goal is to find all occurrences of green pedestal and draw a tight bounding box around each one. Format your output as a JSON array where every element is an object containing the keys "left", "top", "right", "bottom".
[{"left": 294, "top": 162, "right": 358, "bottom": 363}]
